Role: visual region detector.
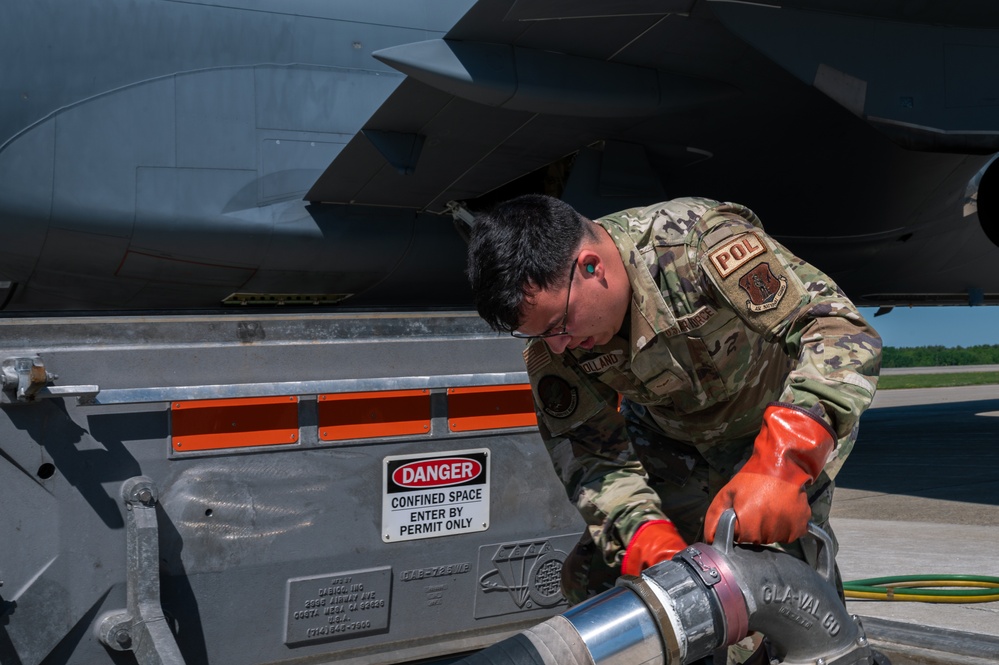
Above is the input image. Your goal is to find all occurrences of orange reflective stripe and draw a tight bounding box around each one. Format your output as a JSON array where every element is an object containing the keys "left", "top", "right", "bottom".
[
  {"left": 318, "top": 389, "right": 431, "bottom": 441},
  {"left": 447, "top": 384, "right": 537, "bottom": 432},
  {"left": 172, "top": 396, "right": 299, "bottom": 451},
  {"left": 170, "top": 385, "right": 535, "bottom": 449}
]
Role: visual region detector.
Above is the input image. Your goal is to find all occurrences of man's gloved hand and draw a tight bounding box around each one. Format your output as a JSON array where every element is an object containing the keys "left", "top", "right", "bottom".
[
  {"left": 621, "top": 519, "right": 688, "bottom": 576},
  {"left": 704, "top": 403, "right": 835, "bottom": 545}
]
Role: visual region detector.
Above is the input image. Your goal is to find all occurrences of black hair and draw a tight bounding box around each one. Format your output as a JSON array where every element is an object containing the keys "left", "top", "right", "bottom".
[{"left": 467, "top": 194, "right": 591, "bottom": 332}]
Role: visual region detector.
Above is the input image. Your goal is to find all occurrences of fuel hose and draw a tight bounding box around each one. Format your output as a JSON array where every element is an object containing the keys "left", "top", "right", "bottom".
[{"left": 843, "top": 574, "right": 999, "bottom": 603}]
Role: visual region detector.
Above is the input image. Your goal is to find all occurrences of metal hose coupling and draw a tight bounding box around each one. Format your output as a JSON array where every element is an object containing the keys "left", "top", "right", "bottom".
[
  {"left": 616, "top": 510, "right": 876, "bottom": 665},
  {"left": 454, "top": 510, "right": 878, "bottom": 665}
]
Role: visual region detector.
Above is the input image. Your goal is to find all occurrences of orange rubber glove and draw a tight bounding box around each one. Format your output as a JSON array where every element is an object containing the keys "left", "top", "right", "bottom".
[
  {"left": 704, "top": 403, "right": 835, "bottom": 545},
  {"left": 621, "top": 519, "right": 688, "bottom": 576}
]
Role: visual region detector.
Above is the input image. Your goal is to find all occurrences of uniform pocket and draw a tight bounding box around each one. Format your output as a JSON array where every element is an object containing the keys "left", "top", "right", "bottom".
[{"left": 684, "top": 335, "right": 731, "bottom": 404}]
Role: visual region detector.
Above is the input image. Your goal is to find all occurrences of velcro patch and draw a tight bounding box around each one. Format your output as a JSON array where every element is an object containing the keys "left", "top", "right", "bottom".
[
  {"left": 537, "top": 375, "right": 578, "bottom": 419},
  {"left": 523, "top": 342, "right": 552, "bottom": 375},
  {"left": 708, "top": 232, "right": 766, "bottom": 278},
  {"left": 738, "top": 263, "right": 787, "bottom": 312},
  {"left": 708, "top": 253, "right": 805, "bottom": 335}
]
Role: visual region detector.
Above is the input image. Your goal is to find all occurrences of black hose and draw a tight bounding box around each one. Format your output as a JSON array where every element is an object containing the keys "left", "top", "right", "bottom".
[
  {"left": 454, "top": 633, "right": 547, "bottom": 665},
  {"left": 451, "top": 615, "right": 597, "bottom": 665}
]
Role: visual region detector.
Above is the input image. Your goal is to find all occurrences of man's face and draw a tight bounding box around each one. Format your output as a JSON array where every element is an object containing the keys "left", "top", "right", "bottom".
[{"left": 517, "top": 256, "right": 630, "bottom": 354}]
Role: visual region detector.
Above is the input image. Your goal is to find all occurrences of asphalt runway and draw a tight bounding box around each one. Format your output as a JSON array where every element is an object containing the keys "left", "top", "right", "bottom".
[
  {"left": 834, "top": 385, "right": 999, "bottom": 526},
  {"left": 880, "top": 364, "right": 999, "bottom": 376},
  {"left": 829, "top": 384, "right": 999, "bottom": 661}
]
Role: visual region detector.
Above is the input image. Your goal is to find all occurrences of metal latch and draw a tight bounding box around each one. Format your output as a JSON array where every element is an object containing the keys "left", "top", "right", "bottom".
[
  {"left": 95, "top": 477, "right": 186, "bottom": 665},
  {"left": 1, "top": 356, "right": 99, "bottom": 403}
]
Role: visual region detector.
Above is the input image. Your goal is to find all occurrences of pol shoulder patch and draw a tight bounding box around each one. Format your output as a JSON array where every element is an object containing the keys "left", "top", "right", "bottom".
[
  {"left": 703, "top": 233, "right": 805, "bottom": 335},
  {"left": 708, "top": 232, "right": 766, "bottom": 278}
]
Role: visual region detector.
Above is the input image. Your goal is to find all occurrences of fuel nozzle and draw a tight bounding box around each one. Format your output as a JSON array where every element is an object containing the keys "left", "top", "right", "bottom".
[{"left": 455, "top": 511, "right": 879, "bottom": 665}]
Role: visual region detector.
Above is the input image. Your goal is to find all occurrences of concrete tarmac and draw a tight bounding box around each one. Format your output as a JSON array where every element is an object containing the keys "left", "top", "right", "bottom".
[{"left": 830, "top": 384, "right": 999, "bottom": 662}]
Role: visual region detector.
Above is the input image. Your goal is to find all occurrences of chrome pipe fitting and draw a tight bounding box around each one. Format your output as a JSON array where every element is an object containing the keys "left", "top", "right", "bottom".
[{"left": 455, "top": 511, "right": 878, "bottom": 665}]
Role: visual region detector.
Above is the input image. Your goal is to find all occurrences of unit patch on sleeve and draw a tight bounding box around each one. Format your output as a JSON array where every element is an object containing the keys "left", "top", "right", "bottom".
[
  {"left": 708, "top": 232, "right": 766, "bottom": 278},
  {"left": 537, "top": 375, "right": 578, "bottom": 419},
  {"left": 702, "top": 232, "right": 806, "bottom": 335},
  {"left": 738, "top": 263, "right": 787, "bottom": 312}
]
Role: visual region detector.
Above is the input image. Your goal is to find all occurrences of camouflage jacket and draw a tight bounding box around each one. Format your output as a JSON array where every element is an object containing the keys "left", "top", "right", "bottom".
[{"left": 524, "top": 198, "right": 882, "bottom": 564}]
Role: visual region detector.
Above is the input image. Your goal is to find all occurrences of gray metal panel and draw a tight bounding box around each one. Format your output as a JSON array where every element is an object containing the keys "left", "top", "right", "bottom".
[
  {"left": 775, "top": 0, "right": 999, "bottom": 29},
  {"left": 710, "top": 1, "right": 999, "bottom": 144},
  {"left": 259, "top": 139, "right": 344, "bottom": 203},
  {"left": 235, "top": 203, "right": 415, "bottom": 295},
  {"left": 0, "top": 313, "right": 583, "bottom": 665},
  {"left": 133, "top": 167, "right": 263, "bottom": 265},
  {"left": 165, "top": 0, "right": 476, "bottom": 28},
  {"left": 52, "top": 77, "right": 176, "bottom": 236},
  {"left": 0, "top": 120, "right": 53, "bottom": 283},
  {"left": 5, "top": 0, "right": 999, "bottom": 313},
  {"left": 176, "top": 68, "right": 258, "bottom": 171},
  {"left": 506, "top": 0, "right": 692, "bottom": 22},
  {"left": 0, "top": 312, "right": 524, "bottom": 391},
  {"left": 0, "top": 396, "right": 140, "bottom": 665},
  {"left": 18, "top": 258, "right": 149, "bottom": 310},
  {"left": 34, "top": 228, "right": 133, "bottom": 281},
  {"left": 255, "top": 66, "right": 393, "bottom": 134},
  {"left": 116, "top": 251, "right": 257, "bottom": 289},
  {"left": 0, "top": 0, "right": 479, "bottom": 312},
  {"left": 347, "top": 213, "right": 474, "bottom": 306},
  {"left": 1, "top": 53, "right": 475, "bottom": 308},
  {"left": 0, "top": 0, "right": 470, "bottom": 144},
  {"left": 945, "top": 43, "right": 999, "bottom": 109}
]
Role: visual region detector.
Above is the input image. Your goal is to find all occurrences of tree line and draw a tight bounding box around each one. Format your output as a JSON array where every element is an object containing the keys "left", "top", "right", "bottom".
[{"left": 882, "top": 344, "right": 999, "bottom": 368}]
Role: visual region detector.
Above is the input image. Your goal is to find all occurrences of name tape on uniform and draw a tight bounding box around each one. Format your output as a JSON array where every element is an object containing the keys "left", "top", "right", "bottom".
[{"left": 382, "top": 449, "right": 490, "bottom": 543}]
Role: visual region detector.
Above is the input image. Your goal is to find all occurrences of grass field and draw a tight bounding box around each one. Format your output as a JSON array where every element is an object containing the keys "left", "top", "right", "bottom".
[{"left": 878, "top": 371, "right": 999, "bottom": 390}]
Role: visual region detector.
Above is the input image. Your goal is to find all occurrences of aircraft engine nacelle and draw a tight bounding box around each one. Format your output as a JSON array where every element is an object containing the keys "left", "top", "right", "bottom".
[{"left": 975, "top": 154, "right": 999, "bottom": 249}]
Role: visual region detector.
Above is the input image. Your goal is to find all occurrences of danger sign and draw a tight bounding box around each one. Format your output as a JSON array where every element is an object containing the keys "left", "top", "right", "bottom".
[{"left": 383, "top": 449, "right": 490, "bottom": 543}]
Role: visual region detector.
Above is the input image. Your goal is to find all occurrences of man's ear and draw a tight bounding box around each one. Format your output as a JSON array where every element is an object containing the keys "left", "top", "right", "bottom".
[{"left": 577, "top": 249, "right": 604, "bottom": 278}]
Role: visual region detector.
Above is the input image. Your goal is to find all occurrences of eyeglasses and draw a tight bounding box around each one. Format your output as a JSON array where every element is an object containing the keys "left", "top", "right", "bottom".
[{"left": 511, "top": 259, "right": 577, "bottom": 339}]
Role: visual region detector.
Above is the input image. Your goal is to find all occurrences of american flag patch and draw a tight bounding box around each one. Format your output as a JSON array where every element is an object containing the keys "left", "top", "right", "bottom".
[{"left": 523, "top": 343, "right": 552, "bottom": 374}]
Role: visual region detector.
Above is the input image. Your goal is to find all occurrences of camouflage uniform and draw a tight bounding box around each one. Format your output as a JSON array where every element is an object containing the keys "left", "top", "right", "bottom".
[{"left": 523, "top": 198, "right": 881, "bottom": 604}]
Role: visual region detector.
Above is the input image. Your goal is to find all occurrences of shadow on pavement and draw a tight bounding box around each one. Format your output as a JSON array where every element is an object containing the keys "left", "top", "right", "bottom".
[{"left": 835, "top": 398, "right": 999, "bottom": 508}]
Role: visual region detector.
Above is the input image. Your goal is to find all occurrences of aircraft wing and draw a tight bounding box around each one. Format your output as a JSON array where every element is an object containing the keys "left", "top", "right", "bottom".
[
  {"left": 309, "top": 0, "right": 999, "bottom": 217},
  {"left": 306, "top": 0, "right": 740, "bottom": 212},
  {"left": 305, "top": 0, "right": 999, "bottom": 310},
  {"left": 5, "top": 0, "right": 996, "bottom": 311}
]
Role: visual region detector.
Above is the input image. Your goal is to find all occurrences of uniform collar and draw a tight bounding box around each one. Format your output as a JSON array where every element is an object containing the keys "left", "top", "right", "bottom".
[{"left": 596, "top": 217, "right": 677, "bottom": 361}]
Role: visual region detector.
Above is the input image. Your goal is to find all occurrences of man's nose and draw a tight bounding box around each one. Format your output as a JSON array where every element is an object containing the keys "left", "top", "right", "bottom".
[{"left": 544, "top": 335, "right": 572, "bottom": 354}]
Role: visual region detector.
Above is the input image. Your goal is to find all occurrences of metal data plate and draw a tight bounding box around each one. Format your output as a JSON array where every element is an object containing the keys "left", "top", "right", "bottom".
[{"left": 285, "top": 567, "right": 392, "bottom": 646}]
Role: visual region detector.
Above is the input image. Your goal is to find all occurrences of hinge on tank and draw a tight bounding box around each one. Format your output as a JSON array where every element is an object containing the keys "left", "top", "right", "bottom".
[
  {"left": 94, "top": 477, "right": 186, "bottom": 665},
  {"left": 0, "top": 356, "right": 99, "bottom": 403}
]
